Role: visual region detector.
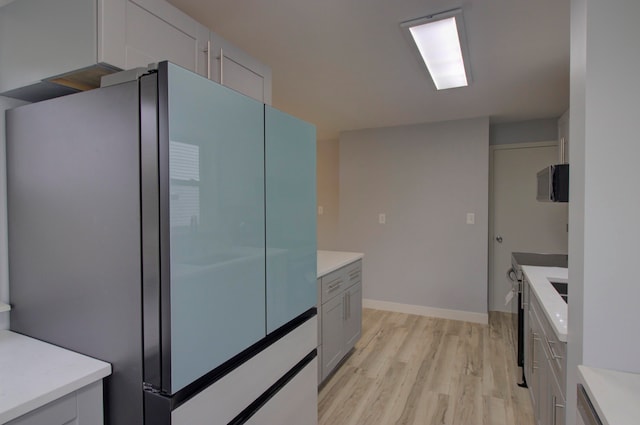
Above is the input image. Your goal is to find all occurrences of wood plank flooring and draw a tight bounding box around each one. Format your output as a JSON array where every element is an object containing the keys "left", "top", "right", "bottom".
[{"left": 318, "top": 309, "right": 534, "bottom": 425}]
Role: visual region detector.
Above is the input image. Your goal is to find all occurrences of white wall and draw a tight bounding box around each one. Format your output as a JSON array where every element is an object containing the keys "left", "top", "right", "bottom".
[
  {"left": 337, "top": 118, "right": 489, "bottom": 319},
  {"left": 567, "top": 0, "right": 640, "bottom": 423},
  {"left": 489, "top": 118, "right": 559, "bottom": 146},
  {"left": 316, "top": 139, "right": 339, "bottom": 250},
  {"left": 1, "top": 95, "right": 28, "bottom": 330}
]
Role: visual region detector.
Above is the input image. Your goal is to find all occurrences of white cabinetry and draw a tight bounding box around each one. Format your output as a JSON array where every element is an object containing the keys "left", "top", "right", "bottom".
[
  {"left": 0, "top": 0, "right": 208, "bottom": 100},
  {"left": 7, "top": 382, "right": 103, "bottom": 425},
  {"left": 0, "top": 330, "right": 111, "bottom": 425},
  {"left": 319, "top": 259, "right": 362, "bottom": 383},
  {"left": 209, "top": 32, "right": 273, "bottom": 104},
  {"left": 0, "top": 0, "right": 273, "bottom": 105}
]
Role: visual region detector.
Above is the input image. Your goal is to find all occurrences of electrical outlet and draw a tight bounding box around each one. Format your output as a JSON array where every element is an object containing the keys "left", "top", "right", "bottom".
[
  {"left": 466, "top": 213, "right": 475, "bottom": 224},
  {"left": 318, "top": 206, "right": 324, "bottom": 215},
  {"left": 379, "top": 213, "right": 386, "bottom": 224}
]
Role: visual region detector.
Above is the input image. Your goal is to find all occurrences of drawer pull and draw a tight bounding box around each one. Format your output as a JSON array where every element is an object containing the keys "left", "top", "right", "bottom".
[
  {"left": 547, "top": 339, "right": 563, "bottom": 360},
  {"left": 327, "top": 280, "right": 342, "bottom": 291}
]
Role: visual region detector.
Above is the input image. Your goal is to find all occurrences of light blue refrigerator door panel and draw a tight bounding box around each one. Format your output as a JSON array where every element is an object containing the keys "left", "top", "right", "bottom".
[
  {"left": 265, "top": 106, "right": 317, "bottom": 333},
  {"left": 166, "top": 63, "right": 266, "bottom": 392}
]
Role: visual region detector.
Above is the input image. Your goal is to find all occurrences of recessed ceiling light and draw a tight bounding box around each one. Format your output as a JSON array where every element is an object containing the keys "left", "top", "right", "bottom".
[{"left": 401, "top": 9, "right": 472, "bottom": 90}]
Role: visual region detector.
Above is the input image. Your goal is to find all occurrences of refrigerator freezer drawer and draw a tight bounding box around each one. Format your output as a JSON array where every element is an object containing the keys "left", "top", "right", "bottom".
[
  {"left": 171, "top": 316, "right": 317, "bottom": 424},
  {"left": 243, "top": 358, "right": 318, "bottom": 425}
]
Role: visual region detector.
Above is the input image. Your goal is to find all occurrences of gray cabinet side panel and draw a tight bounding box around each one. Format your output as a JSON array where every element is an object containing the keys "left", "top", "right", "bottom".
[{"left": 6, "top": 82, "right": 143, "bottom": 425}]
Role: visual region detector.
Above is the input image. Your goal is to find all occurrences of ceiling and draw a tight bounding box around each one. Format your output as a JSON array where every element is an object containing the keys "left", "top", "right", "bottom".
[{"left": 169, "top": 0, "right": 570, "bottom": 140}]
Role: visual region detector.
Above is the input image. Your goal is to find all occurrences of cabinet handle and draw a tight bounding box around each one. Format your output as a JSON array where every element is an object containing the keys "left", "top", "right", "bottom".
[
  {"left": 343, "top": 294, "right": 347, "bottom": 320},
  {"left": 552, "top": 395, "right": 565, "bottom": 425},
  {"left": 327, "top": 279, "right": 342, "bottom": 291},
  {"left": 547, "top": 339, "right": 563, "bottom": 360},
  {"left": 347, "top": 291, "right": 351, "bottom": 318},
  {"left": 220, "top": 48, "right": 225, "bottom": 85},
  {"left": 532, "top": 332, "right": 540, "bottom": 370},
  {"left": 206, "top": 40, "right": 211, "bottom": 79}
]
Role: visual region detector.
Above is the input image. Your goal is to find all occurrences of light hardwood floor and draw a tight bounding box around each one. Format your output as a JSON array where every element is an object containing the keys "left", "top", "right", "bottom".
[{"left": 318, "top": 309, "right": 534, "bottom": 425}]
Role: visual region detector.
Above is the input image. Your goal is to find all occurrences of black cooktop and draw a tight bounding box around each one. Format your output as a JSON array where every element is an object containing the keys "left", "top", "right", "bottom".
[{"left": 512, "top": 252, "right": 568, "bottom": 269}]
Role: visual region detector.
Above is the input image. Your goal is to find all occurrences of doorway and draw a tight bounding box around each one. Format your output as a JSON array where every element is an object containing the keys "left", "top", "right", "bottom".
[{"left": 489, "top": 142, "right": 569, "bottom": 313}]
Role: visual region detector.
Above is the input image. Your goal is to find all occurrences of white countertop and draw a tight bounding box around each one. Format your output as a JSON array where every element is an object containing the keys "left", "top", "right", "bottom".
[
  {"left": 0, "top": 330, "right": 111, "bottom": 424},
  {"left": 317, "top": 250, "right": 364, "bottom": 278},
  {"left": 521, "top": 265, "right": 568, "bottom": 342},
  {"left": 578, "top": 365, "right": 640, "bottom": 425}
]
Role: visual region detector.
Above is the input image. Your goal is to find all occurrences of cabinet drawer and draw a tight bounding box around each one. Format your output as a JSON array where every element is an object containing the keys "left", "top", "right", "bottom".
[
  {"left": 7, "top": 392, "right": 77, "bottom": 425},
  {"left": 344, "top": 260, "right": 362, "bottom": 287},
  {"left": 244, "top": 358, "right": 317, "bottom": 425},
  {"left": 321, "top": 268, "right": 346, "bottom": 303}
]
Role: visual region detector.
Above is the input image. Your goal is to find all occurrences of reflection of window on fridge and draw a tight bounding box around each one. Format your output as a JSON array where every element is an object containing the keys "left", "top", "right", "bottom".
[{"left": 169, "top": 141, "right": 200, "bottom": 229}]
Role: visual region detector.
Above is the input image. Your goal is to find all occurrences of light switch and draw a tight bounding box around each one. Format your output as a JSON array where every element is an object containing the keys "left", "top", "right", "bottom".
[
  {"left": 318, "top": 206, "right": 324, "bottom": 215},
  {"left": 378, "top": 213, "right": 386, "bottom": 224},
  {"left": 466, "top": 213, "right": 475, "bottom": 224}
]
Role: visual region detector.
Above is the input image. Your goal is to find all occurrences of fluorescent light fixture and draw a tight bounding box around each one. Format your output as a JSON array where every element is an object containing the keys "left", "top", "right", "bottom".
[{"left": 402, "top": 9, "right": 472, "bottom": 90}]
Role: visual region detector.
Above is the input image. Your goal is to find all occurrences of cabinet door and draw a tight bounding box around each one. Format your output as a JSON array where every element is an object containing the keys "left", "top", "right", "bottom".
[
  {"left": 0, "top": 0, "right": 99, "bottom": 93},
  {"left": 321, "top": 294, "right": 345, "bottom": 381},
  {"left": 210, "top": 32, "right": 273, "bottom": 104},
  {"left": 265, "top": 106, "right": 317, "bottom": 333},
  {"left": 0, "top": 0, "right": 210, "bottom": 95},
  {"left": 105, "top": 0, "right": 209, "bottom": 75},
  {"left": 535, "top": 331, "right": 549, "bottom": 425},
  {"left": 344, "top": 282, "right": 362, "bottom": 351}
]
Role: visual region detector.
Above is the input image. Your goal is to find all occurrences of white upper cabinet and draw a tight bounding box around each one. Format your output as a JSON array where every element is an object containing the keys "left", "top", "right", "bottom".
[
  {"left": 0, "top": 0, "right": 208, "bottom": 99},
  {"left": 209, "top": 32, "right": 273, "bottom": 104},
  {"left": 111, "top": 0, "right": 209, "bottom": 74}
]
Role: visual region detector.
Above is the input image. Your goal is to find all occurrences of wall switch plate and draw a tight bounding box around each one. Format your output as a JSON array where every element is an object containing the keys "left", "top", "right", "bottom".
[
  {"left": 466, "top": 213, "right": 475, "bottom": 224},
  {"left": 318, "top": 206, "right": 324, "bottom": 215},
  {"left": 378, "top": 213, "right": 386, "bottom": 224}
]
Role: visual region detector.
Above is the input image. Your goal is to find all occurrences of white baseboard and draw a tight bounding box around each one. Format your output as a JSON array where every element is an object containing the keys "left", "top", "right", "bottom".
[{"left": 363, "top": 299, "right": 488, "bottom": 325}]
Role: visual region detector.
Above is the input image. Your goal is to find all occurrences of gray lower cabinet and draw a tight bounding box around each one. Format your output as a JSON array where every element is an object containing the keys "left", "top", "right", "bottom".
[
  {"left": 319, "top": 260, "right": 362, "bottom": 384},
  {"left": 525, "top": 278, "right": 566, "bottom": 425}
]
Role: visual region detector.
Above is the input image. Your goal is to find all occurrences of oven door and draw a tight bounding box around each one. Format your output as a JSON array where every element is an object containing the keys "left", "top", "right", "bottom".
[{"left": 507, "top": 267, "right": 522, "bottom": 365}]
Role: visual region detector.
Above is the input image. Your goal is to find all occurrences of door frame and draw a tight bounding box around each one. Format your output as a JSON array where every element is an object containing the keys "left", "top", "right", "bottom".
[{"left": 487, "top": 141, "right": 559, "bottom": 312}]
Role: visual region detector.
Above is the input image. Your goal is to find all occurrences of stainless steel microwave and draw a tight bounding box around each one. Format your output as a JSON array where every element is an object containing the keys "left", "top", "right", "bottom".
[{"left": 537, "top": 164, "right": 569, "bottom": 202}]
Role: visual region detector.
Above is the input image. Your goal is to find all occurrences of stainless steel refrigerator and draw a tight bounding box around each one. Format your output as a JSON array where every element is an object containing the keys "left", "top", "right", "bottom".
[{"left": 6, "top": 61, "right": 317, "bottom": 424}]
